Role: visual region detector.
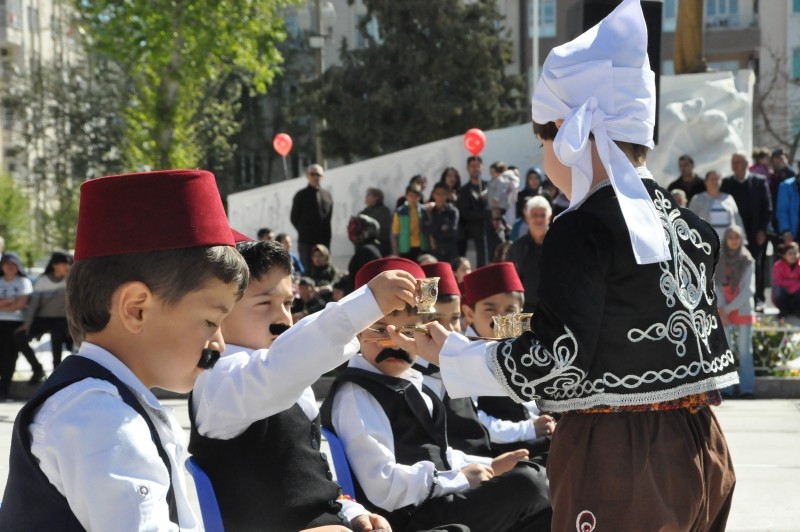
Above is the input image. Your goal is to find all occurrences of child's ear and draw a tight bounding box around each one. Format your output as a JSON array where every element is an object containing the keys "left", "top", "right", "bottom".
[
  {"left": 555, "top": 118, "right": 564, "bottom": 129},
  {"left": 115, "top": 282, "right": 153, "bottom": 334},
  {"left": 461, "top": 304, "right": 474, "bottom": 325}
]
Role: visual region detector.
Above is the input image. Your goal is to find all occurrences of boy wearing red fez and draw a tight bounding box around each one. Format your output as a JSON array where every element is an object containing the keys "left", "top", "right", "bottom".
[
  {"left": 189, "top": 239, "right": 405, "bottom": 531},
  {"left": 461, "top": 264, "right": 554, "bottom": 462},
  {"left": 0, "top": 169, "right": 250, "bottom": 530},
  {"left": 321, "top": 257, "right": 552, "bottom": 532}
]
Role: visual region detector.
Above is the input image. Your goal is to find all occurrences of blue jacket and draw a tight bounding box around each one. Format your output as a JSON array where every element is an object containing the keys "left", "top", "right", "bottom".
[{"left": 776, "top": 177, "right": 800, "bottom": 239}]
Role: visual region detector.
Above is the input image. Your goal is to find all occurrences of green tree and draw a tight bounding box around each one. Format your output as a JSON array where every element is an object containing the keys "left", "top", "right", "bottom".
[
  {"left": 315, "top": 0, "right": 526, "bottom": 162},
  {"left": 74, "top": 0, "right": 291, "bottom": 170},
  {"left": 0, "top": 173, "right": 33, "bottom": 261},
  {"left": 5, "top": 51, "right": 126, "bottom": 257}
]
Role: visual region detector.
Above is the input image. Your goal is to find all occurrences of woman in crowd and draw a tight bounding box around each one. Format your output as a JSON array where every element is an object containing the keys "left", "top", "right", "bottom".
[
  {"left": 307, "top": 244, "right": 338, "bottom": 288},
  {"left": 438, "top": 166, "right": 462, "bottom": 203},
  {"left": 716, "top": 225, "right": 756, "bottom": 399},
  {"left": 14, "top": 251, "right": 73, "bottom": 376},
  {"left": 688, "top": 170, "right": 745, "bottom": 242},
  {"left": 0, "top": 252, "right": 40, "bottom": 398},
  {"left": 515, "top": 167, "right": 545, "bottom": 219}
]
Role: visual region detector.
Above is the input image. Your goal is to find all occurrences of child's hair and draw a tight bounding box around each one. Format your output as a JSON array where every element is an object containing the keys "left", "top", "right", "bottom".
[
  {"left": 257, "top": 227, "right": 273, "bottom": 240},
  {"left": 451, "top": 256, "right": 470, "bottom": 272},
  {"left": 236, "top": 240, "right": 291, "bottom": 281},
  {"left": 782, "top": 242, "right": 800, "bottom": 256},
  {"left": 43, "top": 251, "right": 73, "bottom": 275},
  {"left": 490, "top": 161, "right": 508, "bottom": 174},
  {"left": 432, "top": 182, "right": 449, "bottom": 194},
  {"left": 405, "top": 184, "right": 422, "bottom": 197},
  {"left": 66, "top": 246, "right": 249, "bottom": 340},
  {"left": 533, "top": 121, "right": 649, "bottom": 162},
  {"left": 437, "top": 294, "right": 460, "bottom": 304}
]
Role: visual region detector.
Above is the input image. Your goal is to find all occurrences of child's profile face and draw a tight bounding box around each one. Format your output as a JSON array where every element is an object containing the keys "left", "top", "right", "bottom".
[
  {"left": 432, "top": 298, "right": 462, "bottom": 332},
  {"left": 454, "top": 261, "right": 471, "bottom": 283},
  {"left": 143, "top": 277, "right": 240, "bottom": 393},
  {"left": 464, "top": 292, "right": 521, "bottom": 337},
  {"left": 358, "top": 310, "right": 421, "bottom": 377},
  {"left": 221, "top": 269, "right": 294, "bottom": 350}
]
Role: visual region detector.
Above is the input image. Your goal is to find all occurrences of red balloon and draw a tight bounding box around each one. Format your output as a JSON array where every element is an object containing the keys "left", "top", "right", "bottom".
[
  {"left": 463, "top": 128, "right": 486, "bottom": 156},
  {"left": 273, "top": 133, "right": 293, "bottom": 157}
]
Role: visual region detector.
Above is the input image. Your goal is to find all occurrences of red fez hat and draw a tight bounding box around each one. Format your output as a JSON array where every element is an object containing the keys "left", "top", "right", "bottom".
[
  {"left": 355, "top": 257, "right": 425, "bottom": 289},
  {"left": 421, "top": 262, "right": 460, "bottom": 297},
  {"left": 231, "top": 229, "right": 254, "bottom": 243},
  {"left": 74, "top": 169, "right": 235, "bottom": 260},
  {"left": 462, "top": 262, "right": 524, "bottom": 306}
]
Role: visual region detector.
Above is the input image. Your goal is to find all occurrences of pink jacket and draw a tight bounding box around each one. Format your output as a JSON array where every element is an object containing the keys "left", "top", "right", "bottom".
[{"left": 773, "top": 259, "right": 800, "bottom": 294}]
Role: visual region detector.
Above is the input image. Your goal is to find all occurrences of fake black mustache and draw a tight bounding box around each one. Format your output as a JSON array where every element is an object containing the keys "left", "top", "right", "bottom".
[
  {"left": 269, "top": 323, "right": 291, "bottom": 336},
  {"left": 197, "top": 348, "right": 221, "bottom": 369},
  {"left": 375, "top": 347, "right": 413, "bottom": 364}
]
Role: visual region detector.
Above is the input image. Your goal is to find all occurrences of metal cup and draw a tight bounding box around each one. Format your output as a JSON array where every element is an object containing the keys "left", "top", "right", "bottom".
[
  {"left": 492, "top": 314, "right": 513, "bottom": 338},
  {"left": 416, "top": 277, "right": 439, "bottom": 313},
  {"left": 510, "top": 313, "right": 533, "bottom": 336}
]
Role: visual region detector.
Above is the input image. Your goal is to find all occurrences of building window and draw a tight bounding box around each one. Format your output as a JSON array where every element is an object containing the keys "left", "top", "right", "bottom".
[
  {"left": 794, "top": 0, "right": 800, "bottom": 14},
  {"left": 662, "top": 60, "right": 675, "bottom": 76},
  {"left": 355, "top": 15, "right": 381, "bottom": 49},
  {"left": 706, "top": 0, "right": 739, "bottom": 28},
  {"left": 793, "top": 48, "right": 800, "bottom": 80},
  {"left": 528, "top": 0, "right": 556, "bottom": 39},
  {"left": 663, "top": 0, "right": 678, "bottom": 32}
]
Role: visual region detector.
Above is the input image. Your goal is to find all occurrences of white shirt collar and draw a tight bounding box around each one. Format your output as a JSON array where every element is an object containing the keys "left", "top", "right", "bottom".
[{"left": 75, "top": 342, "right": 166, "bottom": 413}]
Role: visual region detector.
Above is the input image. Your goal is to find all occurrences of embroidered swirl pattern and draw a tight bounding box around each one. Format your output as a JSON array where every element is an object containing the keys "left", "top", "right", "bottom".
[{"left": 628, "top": 190, "right": 717, "bottom": 357}]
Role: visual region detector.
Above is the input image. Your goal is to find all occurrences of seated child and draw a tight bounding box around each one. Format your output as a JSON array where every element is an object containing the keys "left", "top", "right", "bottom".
[
  {"left": 0, "top": 170, "right": 251, "bottom": 530},
  {"left": 321, "top": 257, "right": 552, "bottom": 532},
  {"left": 462, "top": 264, "right": 554, "bottom": 461},
  {"left": 189, "top": 238, "right": 399, "bottom": 531},
  {"left": 416, "top": 262, "right": 494, "bottom": 456},
  {"left": 772, "top": 242, "right": 800, "bottom": 319}
]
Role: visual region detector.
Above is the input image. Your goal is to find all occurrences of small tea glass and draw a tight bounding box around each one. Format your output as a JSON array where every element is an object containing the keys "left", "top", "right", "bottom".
[
  {"left": 416, "top": 277, "right": 439, "bottom": 314},
  {"left": 492, "top": 315, "right": 513, "bottom": 338},
  {"left": 510, "top": 313, "right": 533, "bottom": 337}
]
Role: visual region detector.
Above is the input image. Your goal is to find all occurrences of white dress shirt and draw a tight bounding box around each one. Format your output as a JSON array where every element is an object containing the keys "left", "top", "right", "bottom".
[
  {"left": 192, "top": 284, "right": 382, "bottom": 439},
  {"left": 191, "top": 285, "right": 384, "bottom": 525},
  {"left": 29, "top": 343, "right": 199, "bottom": 531},
  {"left": 330, "top": 355, "right": 491, "bottom": 512},
  {"left": 460, "top": 327, "right": 539, "bottom": 443}
]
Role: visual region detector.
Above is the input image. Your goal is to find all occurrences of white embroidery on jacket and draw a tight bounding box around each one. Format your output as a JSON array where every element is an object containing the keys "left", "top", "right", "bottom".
[
  {"left": 628, "top": 190, "right": 718, "bottom": 357},
  {"left": 576, "top": 510, "right": 596, "bottom": 532}
]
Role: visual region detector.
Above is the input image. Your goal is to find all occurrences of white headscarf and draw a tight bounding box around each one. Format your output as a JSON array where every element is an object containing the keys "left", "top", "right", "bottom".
[{"left": 531, "top": 0, "right": 670, "bottom": 265}]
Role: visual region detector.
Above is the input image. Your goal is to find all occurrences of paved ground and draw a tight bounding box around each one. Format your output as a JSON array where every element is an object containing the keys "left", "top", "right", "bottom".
[{"left": 0, "top": 396, "right": 797, "bottom": 530}]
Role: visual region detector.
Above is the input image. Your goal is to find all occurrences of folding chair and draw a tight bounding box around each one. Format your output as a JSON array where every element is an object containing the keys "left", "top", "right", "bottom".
[
  {"left": 184, "top": 456, "right": 224, "bottom": 532},
  {"left": 320, "top": 426, "right": 356, "bottom": 498}
]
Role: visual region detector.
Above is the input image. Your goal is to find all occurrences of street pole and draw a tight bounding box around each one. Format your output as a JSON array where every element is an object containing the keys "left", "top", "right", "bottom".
[
  {"left": 532, "top": 0, "right": 539, "bottom": 91},
  {"left": 314, "top": 0, "right": 325, "bottom": 168}
]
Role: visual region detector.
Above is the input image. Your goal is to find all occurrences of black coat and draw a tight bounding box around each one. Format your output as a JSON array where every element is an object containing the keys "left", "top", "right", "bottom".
[{"left": 291, "top": 185, "right": 333, "bottom": 246}]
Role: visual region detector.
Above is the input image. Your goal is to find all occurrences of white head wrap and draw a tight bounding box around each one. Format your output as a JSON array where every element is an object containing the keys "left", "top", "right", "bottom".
[{"left": 531, "top": 0, "right": 670, "bottom": 264}]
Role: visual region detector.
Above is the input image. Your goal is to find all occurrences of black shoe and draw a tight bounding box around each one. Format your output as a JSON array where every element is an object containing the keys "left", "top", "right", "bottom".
[{"left": 28, "top": 369, "right": 45, "bottom": 386}]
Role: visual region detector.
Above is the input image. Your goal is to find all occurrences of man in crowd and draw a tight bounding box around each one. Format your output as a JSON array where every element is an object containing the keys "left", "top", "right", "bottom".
[
  {"left": 721, "top": 152, "right": 772, "bottom": 311},
  {"left": 257, "top": 228, "right": 275, "bottom": 241},
  {"left": 457, "top": 156, "right": 489, "bottom": 267},
  {"left": 667, "top": 154, "right": 706, "bottom": 202},
  {"left": 291, "top": 164, "right": 333, "bottom": 269}
]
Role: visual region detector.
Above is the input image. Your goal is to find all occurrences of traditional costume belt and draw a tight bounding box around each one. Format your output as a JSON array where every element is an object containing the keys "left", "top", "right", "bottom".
[{"left": 576, "top": 390, "right": 722, "bottom": 414}]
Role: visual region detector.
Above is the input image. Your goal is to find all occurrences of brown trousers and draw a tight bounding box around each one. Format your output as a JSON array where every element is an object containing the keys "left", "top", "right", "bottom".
[{"left": 548, "top": 407, "right": 735, "bottom": 531}]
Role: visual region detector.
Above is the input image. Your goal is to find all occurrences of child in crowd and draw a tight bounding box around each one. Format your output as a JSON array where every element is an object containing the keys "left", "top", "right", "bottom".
[
  {"left": 189, "top": 238, "right": 405, "bottom": 531},
  {"left": 772, "top": 242, "right": 800, "bottom": 318},
  {"left": 15, "top": 251, "right": 74, "bottom": 377},
  {"left": 321, "top": 257, "right": 552, "bottom": 532},
  {"left": 462, "top": 264, "right": 554, "bottom": 461},
  {"left": 308, "top": 244, "right": 339, "bottom": 289},
  {"left": 0, "top": 169, "right": 251, "bottom": 530},
  {"left": 0, "top": 252, "right": 40, "bottom": 398},
  {"left": 450, "top": 257, "right": 471, "bottom": 295},
  {"left": 392, "top": 185, "right": 430, "bottom": 261},
  {"left": 425, "top": 182, "right": 460, "bottom": 263},
  {"left": 717, "top": 225, "right": 756, "bottom": 399}
]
